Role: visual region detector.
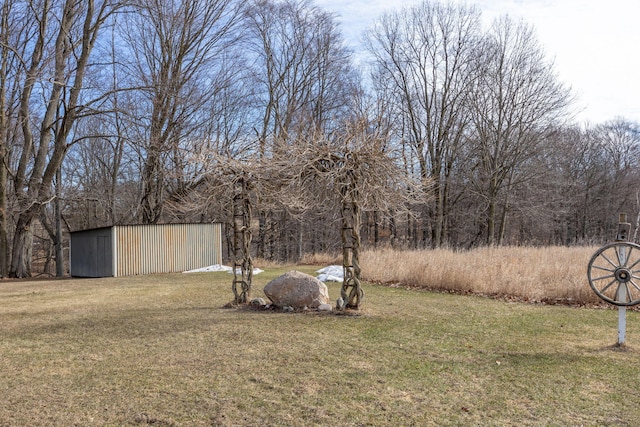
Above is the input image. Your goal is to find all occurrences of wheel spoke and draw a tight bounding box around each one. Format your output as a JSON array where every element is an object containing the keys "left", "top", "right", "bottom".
[
  {"left": 624, "top": 245, "right": 634, "bottom": 267},
  {"left": 629, "top": 279, "right": 640, "bottom": 293},
  {"left": 598, "top": 278, "right": 618, "bottom": 295},
  {"left": 592, "top": 264, "right": 616, "bottom": 273},
  {"left": 598, "top": 252, "right": 619, "bottom": 269},
  {"left": 627, "top": 257, "right": 640, "bottom": 270},
  {"left": 591, "top": 273, "right": 616, "bottom": 282}
]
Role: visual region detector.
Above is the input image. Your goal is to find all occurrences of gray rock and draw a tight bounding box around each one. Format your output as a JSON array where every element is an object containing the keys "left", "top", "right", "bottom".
[
  {"left": 264, "top": 270, "right": 330, "bottom": 309},
  {"left": 318, "top": 303, "right": 333, "bottom": 312}
]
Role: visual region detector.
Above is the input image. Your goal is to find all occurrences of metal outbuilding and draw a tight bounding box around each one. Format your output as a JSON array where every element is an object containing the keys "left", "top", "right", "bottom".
[{"left": 70, "top": 223, "right": 222, "bottom": 277}]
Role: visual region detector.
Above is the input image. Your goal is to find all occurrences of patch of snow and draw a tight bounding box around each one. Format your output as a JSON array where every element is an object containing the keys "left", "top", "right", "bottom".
[
  {"left": 183, "top": 264, "right": 264, "bottom": 275},
  {"left": 183, "top": 264, "right": 232, "bottom": 273},
  {"left": 228, "top": 267, "right": 264, "bottom": 275},
  {"left": 316, "top": 265, "right": 343, "bottom": 282}
]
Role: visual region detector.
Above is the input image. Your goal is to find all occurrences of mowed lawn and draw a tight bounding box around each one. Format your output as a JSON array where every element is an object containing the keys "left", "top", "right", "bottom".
[{"left": 0, "top": 266, "right": 638, "bottom": 426}]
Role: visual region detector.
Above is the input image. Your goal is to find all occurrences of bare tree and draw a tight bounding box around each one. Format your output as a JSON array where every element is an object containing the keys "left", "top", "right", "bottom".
[
  {"left": 244, "top": 0, "right": 354, "bottom": 152},
  {"left": 122, "top": 0, "right": 241, "bottom": 224},
  {"left": 594, "top": 119, "right": 640, "bottom": 239},
  {"left": 468, "top": 16, "right": 572, "bottom": 245},
  {"left": 366, "top": 1, "right": 482, "bottom": 248},
  {"left": 243, "top": 0, "right": 357, "bottom": 260},
  {"left": 7, "top": 0, "right": 122, "bottom": 277},
  {"left": 597, "top": 118, "right": 640, "bottom": 200},
  {"left": 0, "top": 0, "right": 24, "bottom": 276}
]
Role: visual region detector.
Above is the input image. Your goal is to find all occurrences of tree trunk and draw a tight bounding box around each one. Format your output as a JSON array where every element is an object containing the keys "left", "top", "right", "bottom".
[
  {"left": 256, "top": 211, "right": 266, "bottom": 258},
  {"left": 55, "top": 167, "right": 64, "bottom": 277},
  {"left": 140, "top": 148, "right": 163, "bottom": 223},
  {"left": 231, "top": 177, "right": 252, "bottom": 304},
  {"left": 389, "top": 215, "right": 396, "bottom": 248},
  {"left": 0, "top": 145, "right": 8, "bottom": 277},
  {"left": 498, "top": 202, "right": 509, "bottom": 245},
  {"left": 431, "top": 179, "right": 444, "bottom": 248},
  {"left": 10, "top": 212, "right": 35, "bottom": 278},
  {"left": 373, "top": 210, "right": 379, "bottom": 247},
  {"left": 339, "top": 185, "right": 364, "bottom": 310},
  {"left": 0, "top": 17, "right": 8, "bottom": 277},
  {"left": 487, "top": 198, "right": 496, "bottom": 246}
]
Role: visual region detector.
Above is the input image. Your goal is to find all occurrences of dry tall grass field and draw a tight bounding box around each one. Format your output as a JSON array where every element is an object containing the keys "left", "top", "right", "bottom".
[{"left": 360, "top": 246, "right": 601, "bottom": 305}]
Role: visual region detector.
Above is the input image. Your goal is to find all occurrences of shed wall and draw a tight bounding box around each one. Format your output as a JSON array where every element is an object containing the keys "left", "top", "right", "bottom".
[{"left": 113, "top": 223, "right": 222, "bottom": 277}]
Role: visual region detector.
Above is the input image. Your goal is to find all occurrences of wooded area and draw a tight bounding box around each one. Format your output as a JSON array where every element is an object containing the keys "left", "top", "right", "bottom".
[{"left": 1, "top": 0, "right": 639, "bottom": 277}]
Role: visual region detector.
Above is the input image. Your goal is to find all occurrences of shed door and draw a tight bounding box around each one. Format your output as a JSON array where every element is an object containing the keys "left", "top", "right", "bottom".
[{"left": 96, "top": 235, "right": 112, "bottom": 277}]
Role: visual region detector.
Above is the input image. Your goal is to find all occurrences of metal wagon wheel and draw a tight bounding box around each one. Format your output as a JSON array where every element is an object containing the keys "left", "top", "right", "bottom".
[{"left": 587, "top": 242, "right": 640, "bottom": 306}]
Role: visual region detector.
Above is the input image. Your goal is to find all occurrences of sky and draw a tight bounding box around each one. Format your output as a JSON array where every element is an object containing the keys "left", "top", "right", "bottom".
[{"left": 315, "top": 0, "right": 640, "bottom": 126}]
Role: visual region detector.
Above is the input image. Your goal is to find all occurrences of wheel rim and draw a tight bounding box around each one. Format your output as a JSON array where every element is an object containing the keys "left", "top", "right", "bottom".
[{"left": 587, "top": 242, "right": 640, "bottom": 306}]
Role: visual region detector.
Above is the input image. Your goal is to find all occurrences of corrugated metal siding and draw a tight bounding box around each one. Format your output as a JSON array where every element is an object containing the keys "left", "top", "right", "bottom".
[{"left": 113, "top": 223, "right": 222, "bottom": 277}]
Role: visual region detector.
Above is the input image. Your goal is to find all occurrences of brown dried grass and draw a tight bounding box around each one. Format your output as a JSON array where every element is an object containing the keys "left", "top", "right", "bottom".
[
  {"left": 298, "top": 252, "right": 342, "bottom": 266},
  {"left": 252, "top": 253, "right": 342, "bottom": 268},
  {"left": 360, "top": 246, "right": 599, "bottom": 304}
]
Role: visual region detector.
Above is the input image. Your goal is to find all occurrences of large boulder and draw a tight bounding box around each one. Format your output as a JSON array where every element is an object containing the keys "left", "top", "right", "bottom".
[{"left": 264, "top": 270, "right": 330, "bottom": 309}]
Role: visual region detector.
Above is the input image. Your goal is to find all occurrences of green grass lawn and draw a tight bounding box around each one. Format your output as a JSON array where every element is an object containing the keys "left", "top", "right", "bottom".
[{"left": 0, "top": 266, "right": 638, "bottom": 426}]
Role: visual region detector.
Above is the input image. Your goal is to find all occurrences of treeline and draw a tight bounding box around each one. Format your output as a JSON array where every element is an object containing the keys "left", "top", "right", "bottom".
[{"left": 0, "top": 0, "right": 638, "bottom": 277}]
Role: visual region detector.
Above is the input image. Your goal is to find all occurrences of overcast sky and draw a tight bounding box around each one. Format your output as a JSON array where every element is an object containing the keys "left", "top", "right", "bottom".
[{"left": 315, "top": 0, "right": 640, "bottom": 126}]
